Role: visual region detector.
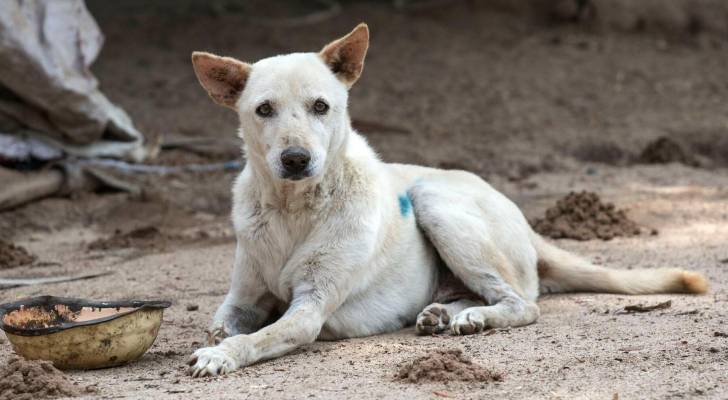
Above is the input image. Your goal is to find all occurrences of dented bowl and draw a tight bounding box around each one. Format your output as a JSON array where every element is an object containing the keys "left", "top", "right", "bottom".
[{"left": 0, "top": 296, "right": 170, "bottom": 369}]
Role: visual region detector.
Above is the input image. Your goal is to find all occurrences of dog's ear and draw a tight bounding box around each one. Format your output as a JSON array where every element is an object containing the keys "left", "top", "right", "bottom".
[
  {"left": 319, "top": 23, "right": 369, "bottom": 88},
  {"left": 191, "top": 52, "right": 251, "bottom": 109}
]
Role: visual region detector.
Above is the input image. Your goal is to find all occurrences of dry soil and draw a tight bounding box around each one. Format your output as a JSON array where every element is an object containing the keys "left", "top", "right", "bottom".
[
  {"left": 1, "top": 2, "right": 727, "bottom": 399},
  {"left": 531, "top": 191, "right": 642, "bottom": 241},
  {"left": 0, "top": 357, "right": 89, "bottom": 400}
]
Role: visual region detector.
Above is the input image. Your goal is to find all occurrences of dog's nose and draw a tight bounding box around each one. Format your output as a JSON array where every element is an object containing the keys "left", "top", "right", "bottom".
[{"left": 280, "top": 146, "right": 311, "bottom": 175}]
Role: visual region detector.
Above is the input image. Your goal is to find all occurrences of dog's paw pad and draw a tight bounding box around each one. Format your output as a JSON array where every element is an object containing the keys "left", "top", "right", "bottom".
[
  {"left": 450, "top": 309, "right": 486, "bottom": 336},
  {"left": 188, "top": 347, "right": 238, "bottom": 378},
  {"left": 415, "top": 304, "right": 451, "bottom": 335}
]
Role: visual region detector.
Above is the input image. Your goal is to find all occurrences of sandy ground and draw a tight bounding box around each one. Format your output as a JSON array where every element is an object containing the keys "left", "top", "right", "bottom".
[
  {"left": 1, "top": 2, "right": 728, "bottom": 399},
  {"left": 1, "top": 164, "right": 727, "bottom": 400}
]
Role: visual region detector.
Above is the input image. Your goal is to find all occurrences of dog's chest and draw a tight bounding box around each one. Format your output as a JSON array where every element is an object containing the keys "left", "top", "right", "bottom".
[{"left": 237, "top": 206, "right": 315, "bottom": 301}]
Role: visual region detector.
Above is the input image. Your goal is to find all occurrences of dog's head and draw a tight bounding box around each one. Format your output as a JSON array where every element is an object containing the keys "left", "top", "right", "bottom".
[{"left": 191, "top": 24, "right": 369, "bottom": 182}]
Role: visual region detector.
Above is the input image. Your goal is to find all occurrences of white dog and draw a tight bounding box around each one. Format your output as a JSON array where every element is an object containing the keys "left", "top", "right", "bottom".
[{"left": 187, "top": 23, "right": 707, "bottom": 377}]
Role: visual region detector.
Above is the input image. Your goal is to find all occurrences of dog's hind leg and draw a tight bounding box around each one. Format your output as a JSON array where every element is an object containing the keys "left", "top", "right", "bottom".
[{"left": 409, "top": 179, "right": 540, "bottom": 335}]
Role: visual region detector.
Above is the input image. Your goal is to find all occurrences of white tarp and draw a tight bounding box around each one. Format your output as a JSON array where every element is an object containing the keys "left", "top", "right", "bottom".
[{"left": 0, "top": 0, "right": 151, "bottom": 162}]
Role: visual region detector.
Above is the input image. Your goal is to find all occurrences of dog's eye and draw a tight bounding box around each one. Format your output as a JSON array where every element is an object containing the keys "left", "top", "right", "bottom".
[
  {"left": 256, "top": 102, "right": 273, "bottom": 117},
  {"left": 312, "top": 99, "right": 329, "bottom": 115}
]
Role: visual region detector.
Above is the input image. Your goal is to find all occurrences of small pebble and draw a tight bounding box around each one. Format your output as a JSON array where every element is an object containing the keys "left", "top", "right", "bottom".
[{"left": 186, "top": 304, "right": 199, "bottom": 311}]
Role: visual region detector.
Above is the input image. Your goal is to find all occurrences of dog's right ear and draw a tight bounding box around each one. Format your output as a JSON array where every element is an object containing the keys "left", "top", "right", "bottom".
[{"left": 191, "top": 52, "right": 251, "bottom": 109}]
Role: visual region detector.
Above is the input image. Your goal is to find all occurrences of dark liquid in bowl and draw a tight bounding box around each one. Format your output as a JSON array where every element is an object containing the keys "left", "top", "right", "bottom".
[{"left": 2, "top": 304, "right": 137, "bottom": 330}]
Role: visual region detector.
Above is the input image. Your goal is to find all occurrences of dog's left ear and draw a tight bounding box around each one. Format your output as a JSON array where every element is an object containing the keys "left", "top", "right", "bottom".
[
  {"left": 191, "top": 51, "right": 251, "bottom": 109},
  {"left": 320, "top": 23, "right": 369, "bottom": 88}
]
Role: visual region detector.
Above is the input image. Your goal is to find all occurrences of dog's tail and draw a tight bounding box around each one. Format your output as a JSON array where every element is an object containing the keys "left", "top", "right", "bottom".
[{"left": 531, "top": 233, "right": 707, "bottom": 295}]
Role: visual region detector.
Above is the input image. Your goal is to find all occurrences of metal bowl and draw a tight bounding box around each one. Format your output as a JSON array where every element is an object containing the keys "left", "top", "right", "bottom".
[{"left": 0, "top": 296, "right": 171, "bottom": 369}]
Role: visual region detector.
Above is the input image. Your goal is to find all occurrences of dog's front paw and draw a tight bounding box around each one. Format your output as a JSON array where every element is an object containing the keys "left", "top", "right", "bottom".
[
  {"left": 187, "top": 346, "right": 238, "bottom": 377},
  {"left": 450, "top": 309, "right": 486, "bottom": 335}
]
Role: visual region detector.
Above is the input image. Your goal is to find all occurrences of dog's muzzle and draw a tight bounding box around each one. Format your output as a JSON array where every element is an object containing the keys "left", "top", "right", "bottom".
[{"left": 280, "top": 146, "right": 311, "bottom": 180}]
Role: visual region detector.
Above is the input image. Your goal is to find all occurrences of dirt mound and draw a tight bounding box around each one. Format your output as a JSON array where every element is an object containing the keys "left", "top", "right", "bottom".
[
  {"left": 0, "top": 240, "right": 36, "bottom": 269},
  {"left": 87, "top": 226, "right": 180, "bottom": 251},
  {"left": 0, "top": 356, "right": 86, "bottom": 400},
  {"left": 395, "top": 349, "right": 502, "bottom": 384},
  {"left": 531, "top": 191, "right": 641, "bottom": 241},
  {"left": 638, "top": 137, "right": 698, "bottom": 166},
  {"left": 547, "top": 0, "right": 728, "bottom": 35},
  {"left": 573, "top": 141, "right": 629, "bottom": 165}
]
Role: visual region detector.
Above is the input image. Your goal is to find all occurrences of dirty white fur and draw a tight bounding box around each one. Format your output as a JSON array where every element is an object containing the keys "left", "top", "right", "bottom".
[{"left": 187, "top": 24, "right": 707, "bottom": 377}]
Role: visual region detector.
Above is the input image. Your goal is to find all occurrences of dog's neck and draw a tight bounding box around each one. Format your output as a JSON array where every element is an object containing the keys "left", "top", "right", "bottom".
[{"left": 244, "top": 127, "right": 352, "bottom": 214}]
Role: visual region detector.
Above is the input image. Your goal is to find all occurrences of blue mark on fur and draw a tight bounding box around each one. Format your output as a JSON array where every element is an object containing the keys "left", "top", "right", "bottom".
[{"left": 398, "top": 193, "right": 412, "bottom": 217}]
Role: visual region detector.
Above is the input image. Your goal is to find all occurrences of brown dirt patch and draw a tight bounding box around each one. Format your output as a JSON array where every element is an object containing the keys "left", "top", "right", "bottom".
[
  {"left": 531, "top": 191, "right": 641, "bottom": 240},
  {"left": 638, "top": 136, "right": 699, "bottom": 166},
  {"left": 395, "top": 349, "right": 502, "bottom": 384},
  {"left": 0, "top": 239, "right": 36, "bottom": 269},
  {"left": 86, "top": 225, "right": 226, "bottom": 254},
  {"left": 0, "top": 356, "right": 90, "bottom": 400},
  {"left": 87, "top": 226, "right": 181, "bottom": 252}
]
